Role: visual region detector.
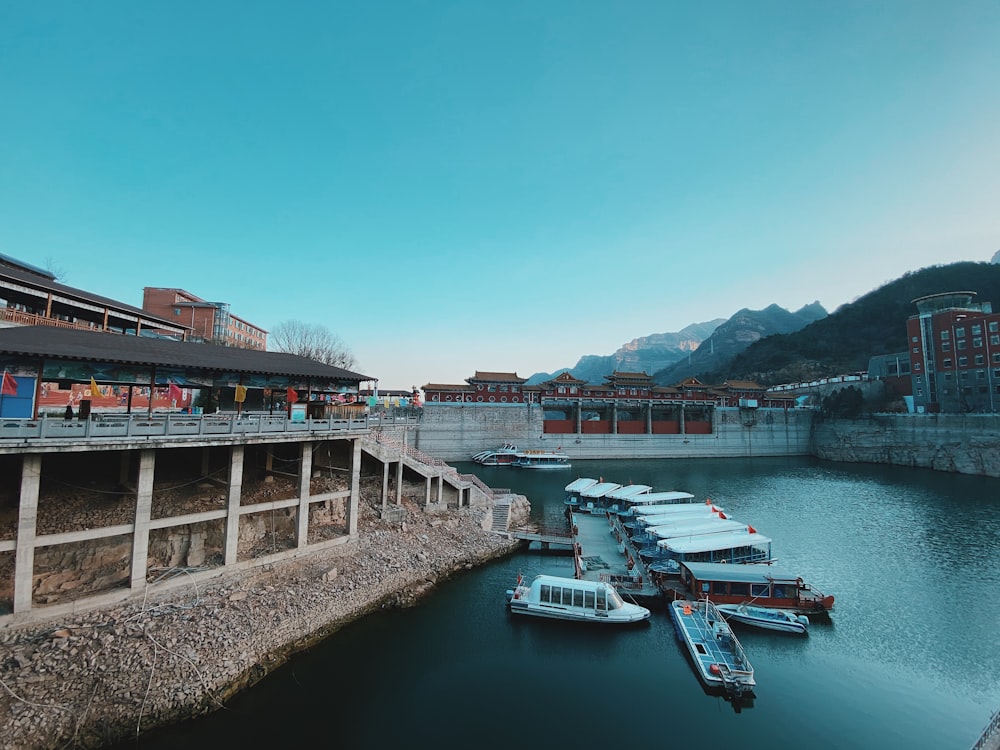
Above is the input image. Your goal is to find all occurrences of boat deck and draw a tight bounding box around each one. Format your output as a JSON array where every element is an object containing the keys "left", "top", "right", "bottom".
[
  {"left": 670, "top": 599, "right": 755, "bottom": 695},
  {"left": 570, "top": 511, "right": 661, "bottom": 598}
]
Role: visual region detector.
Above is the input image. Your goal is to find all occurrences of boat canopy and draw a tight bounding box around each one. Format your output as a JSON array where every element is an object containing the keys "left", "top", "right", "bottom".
[
  {"left": 580, "top": 482, "right": 622, "bottom": 498},
  {"left": 565, "top": 477, "right": 599, "bottom": 493},
  {"left": 680, "top": 562, "right": 804, "bottom": 586},
  {"left": 652, "top": 519, "right": 750, "bottom": 543},
  {"left": 660, "top": 530, "right": 772, "bottom": 554},
  {"left": 605, "top": 484, "right": 652, "bottom": 500},
  {"left": 623, "top": 491, "right": 696, "bottom": 506},
  {"left": 633, "top": 501, "right": 720, "bottom": 516}
]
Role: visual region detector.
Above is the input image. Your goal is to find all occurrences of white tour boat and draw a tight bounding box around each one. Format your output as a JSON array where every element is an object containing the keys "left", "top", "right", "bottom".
[
  {"left": 505, "top": 573, "right": 650, "bottom": 624},
  {"left": 512, "top": 450, "right": 571, "bottom": 469}
]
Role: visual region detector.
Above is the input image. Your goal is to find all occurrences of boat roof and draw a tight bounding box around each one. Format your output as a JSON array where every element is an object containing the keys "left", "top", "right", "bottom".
[
  {"left": 633, "top": 500, "right": 718, "bottom": 515},
  {"left": 680, "top": 561, "right": 804, "bottom": 584},
  {"left": 652, "top": 519, "right": 750, "bottom": 542},
  {"left": 625, "top": 491, "right": 696, "bottom": 505},
  {"left": 605, "top": 484, "right": 653, "bottom": 500},
  {"left": 580, "top": 482, "right": 622, "bottom": 498},
  {"left": 659, "top": 530, "right": 772, "bottom": 553},
  {"left": 565, "top": 477, "right": 599, "bottom": 493},
  {"left": 529, "top": 574, "right": 612, "bottom": 590}
]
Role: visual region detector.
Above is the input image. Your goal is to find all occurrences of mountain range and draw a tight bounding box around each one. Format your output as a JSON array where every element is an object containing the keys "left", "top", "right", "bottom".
[{"left": 527, "top": 260, "right": 1000, "bottom": 388}]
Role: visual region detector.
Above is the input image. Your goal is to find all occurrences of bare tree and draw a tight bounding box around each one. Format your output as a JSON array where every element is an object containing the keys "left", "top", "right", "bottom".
[
  {"left": 43, "top": 257, "right": 66, "bottom": 280},
  {"left": 270, "top": 320, "right": 357, "bottom": 370}
]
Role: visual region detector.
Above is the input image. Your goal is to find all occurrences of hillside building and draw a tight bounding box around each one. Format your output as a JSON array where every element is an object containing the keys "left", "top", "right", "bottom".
[{"left": 908, "top": 291, "right": 1000, "bottom": 413}]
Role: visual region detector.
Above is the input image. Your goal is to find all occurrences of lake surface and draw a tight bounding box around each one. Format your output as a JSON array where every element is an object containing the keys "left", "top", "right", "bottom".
[{"left": 107, "top": 457, "right": 1000, "bottom": 750}]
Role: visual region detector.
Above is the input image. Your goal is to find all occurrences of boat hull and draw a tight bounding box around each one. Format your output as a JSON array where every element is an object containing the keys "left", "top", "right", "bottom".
[{"left": 669, "top": 599, "right": 755, "bottom": 697}]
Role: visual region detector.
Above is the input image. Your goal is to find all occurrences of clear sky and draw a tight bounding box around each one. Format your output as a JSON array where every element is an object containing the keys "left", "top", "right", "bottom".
[{"left": 2, "top": 2, "right": 998, "bottom": 390}]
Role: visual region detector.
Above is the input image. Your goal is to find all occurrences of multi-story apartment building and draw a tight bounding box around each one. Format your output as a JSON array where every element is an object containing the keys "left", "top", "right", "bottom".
[
  {"left": 908, "top": 291, "right": 1000, "bottom": 413},
  {"left": 142, "top": 288, "right": 267, "bottom": 350}
]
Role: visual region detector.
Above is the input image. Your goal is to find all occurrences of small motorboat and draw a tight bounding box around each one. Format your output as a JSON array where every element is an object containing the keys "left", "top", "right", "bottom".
[
  {"left": 716, "top": 603, "right": 810, "bottom": 634},
  {"left": 505, "top": 573, "right": 650, "bottom": 624}
]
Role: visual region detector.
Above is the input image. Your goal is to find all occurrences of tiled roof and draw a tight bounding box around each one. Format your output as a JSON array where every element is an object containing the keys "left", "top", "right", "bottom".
[
  {"left": 469, "top": 371, "right": 526, "bottom": 383},
  {"left": 420, "top": 383, "right": 470, "bottom": 391},
  {"left": 0, "top": 326, "right": 370, "bottom": 381}
]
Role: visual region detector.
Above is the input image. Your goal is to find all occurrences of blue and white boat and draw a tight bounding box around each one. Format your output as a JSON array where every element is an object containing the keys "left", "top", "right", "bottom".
[
  {"left": 669, "top": 598, "right": 755, "bottom": 699},
  {"left": 716, "top": 603, "right": 810, "bottom": 634}
]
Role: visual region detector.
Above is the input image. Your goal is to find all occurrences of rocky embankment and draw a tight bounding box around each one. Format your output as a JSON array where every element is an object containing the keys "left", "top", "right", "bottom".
[{"left": 0, "top": 496, "right": 523, "bottom": 750}]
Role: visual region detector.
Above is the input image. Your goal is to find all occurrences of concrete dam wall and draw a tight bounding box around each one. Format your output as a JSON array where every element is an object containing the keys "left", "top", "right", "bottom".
[{"left": 412, "top": 404, "right": 814, "bottom": 462}]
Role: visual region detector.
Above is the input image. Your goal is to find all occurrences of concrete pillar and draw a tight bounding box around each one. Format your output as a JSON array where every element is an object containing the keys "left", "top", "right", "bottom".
[
  {"left": 13, "top": 454, "right": 41, "bottom": 614},
  {"left": 347, "top": 438, "right": 361, "bottom": 536},
  {"left": 296, "top": 441, "right": 312, "bottom": 548},
  {"left": 224, "top": 445, "right": 244, "bottom": 566},
  {"left": 612, "top": 402, "right": 618, "bottom": 434},
  {"left": 129, "top": 449, "right": 156, "bottom": 589},
  {"left": 381, "top": 461, "right": 390, "bottom": 510},
  {"left": 436, "top": 475, "right": 443, "bottom": 506},
  {"left": 575, "top": 401, "right": 582, "bottom": 434},
  {"left": 395, "top": 460, "right": 403, "bottom": 506},
  {"left": 680, "top": 404, "right": 686, "bottom": 434},
  {"left": 265, "top": 445, "right": 274, "bottom": 475},
  {"left": 424, "top": 475, "right": 431, "bottom": 508},
  {"left": 201, "top": 446, "right": 211, "bottom": 478},
  {"left": 645, "top": 403, "right": 652, "bottom": 434}
]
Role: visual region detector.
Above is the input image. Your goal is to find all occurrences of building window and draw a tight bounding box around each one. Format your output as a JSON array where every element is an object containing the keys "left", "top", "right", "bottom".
[
  {"left": 990, "top": 321, "right": 999, "bottom": 333},
  {"left": 959, "top": 356, "right": 968, "bottom": 367},
  {"left": 976, "top": 355, "right": 985, "bottom": 365},
  {"left": 943, "top": 372, "right": 953, "bottom": 381},
  {"left": 956, "top": 327, "right": 965, "bottom": 338},
  {"left": 941, "top": 330, "right": 950, "bottom": 340},
  {"left": 958, "top": 340, "right": 967, "bottom": 350},
  {"left": 972, "top": 324, "right": 982, "bottom": 336},
  {"left": 974, "top": 337, "right": 983, "bottom": 348},
  {"left": 995, "top": 369, "right": 1000, "bottom": 379},
  {"left": 977, "top": 370, "right": 986, "bottom": 380},
  {"left": 992, "top": 335, "right": 1000, "bottom": 346},
  {"left": 943, "top": 358, "right": 953, "bottom": 368},
  {"left": 941, "top": 342, "right": 951, "bottom": 352},
  {"left": 916, "top": 388, "right": 923, "bottom": 396}
]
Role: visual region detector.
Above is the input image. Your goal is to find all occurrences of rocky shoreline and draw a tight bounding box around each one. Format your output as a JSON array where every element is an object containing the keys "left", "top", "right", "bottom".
[{"left": 0, "top": 494, "right": 524, "bottom": 750}]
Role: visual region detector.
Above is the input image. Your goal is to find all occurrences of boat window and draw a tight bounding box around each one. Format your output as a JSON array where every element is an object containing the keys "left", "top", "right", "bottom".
[
  {"left": 561, "top": 587, "right": 574, "bottom": 604},
  {"left": 573, "top": 589, "right": 584, "bottom": 607},
  {"left": 751, "top": 583, "right": 769, "bottom": 597},
  {"left": 607, "top": 588, "right": 624, "bottom": 610},
  {"left": 596, "top": 588, "right": 607, "bottom": 610},
  {"left": 712, "top": 581, "right": 727, "bottom": 595},
  {"left": 540, "top": 585, "right": 551, "bottom": 603},
  {"left": 730, "top": 583, "right": 750, "bottom": 596},
  {"left": 584, "top": 591, "right": 595, "bottom": 609}
]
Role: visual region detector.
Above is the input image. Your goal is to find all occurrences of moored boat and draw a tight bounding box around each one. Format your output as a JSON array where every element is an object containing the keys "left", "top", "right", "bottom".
[
  {"left": 512, "top": 449, "right": 571, "bottom": 469},
  {"left": 716, "top": 603, "right": 809, "bottom": 634},
  {"left": 505, "top": 573, "right": 650, "bottom": 624},
  {"left": 471, "top": 443, "right": 518, "bottom": 465},
  {"left": 669, "top": 598, "right": 755, "bottom": 699},
  {"left": 676, "top": 561, "right": 834, "bottom": 614}
]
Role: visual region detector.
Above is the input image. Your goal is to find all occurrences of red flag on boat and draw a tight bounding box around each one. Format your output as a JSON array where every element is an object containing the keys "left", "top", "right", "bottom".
[
  {"left": 748, "top": 525, "right": 756, "bottom": 534},
  {"left": 1, "top": 370, "right": 17, "bottom": 396}
]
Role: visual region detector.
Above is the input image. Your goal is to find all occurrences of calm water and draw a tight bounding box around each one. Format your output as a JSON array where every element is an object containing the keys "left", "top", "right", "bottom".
[{"left": 108, "top": 457, "right": 1000, "bottom": 750}]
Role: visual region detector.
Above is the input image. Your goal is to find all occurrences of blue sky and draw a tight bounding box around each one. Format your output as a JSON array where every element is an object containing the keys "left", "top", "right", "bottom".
[{"left": 2, "top": 2, "right": 998, "bottom": 390}]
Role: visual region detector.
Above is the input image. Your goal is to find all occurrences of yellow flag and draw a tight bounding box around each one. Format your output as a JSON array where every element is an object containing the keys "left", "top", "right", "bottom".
[
  {"left": 234, "top": 384, "right": 247, "bottom": 403},
  {"left": 90, "top": 377, "right": 100, "bottom": 398}
]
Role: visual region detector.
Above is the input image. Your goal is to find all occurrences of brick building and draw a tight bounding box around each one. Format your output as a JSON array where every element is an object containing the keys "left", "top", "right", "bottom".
[{"left": 142, "top": 288, "right": 267, "bottom": 350}]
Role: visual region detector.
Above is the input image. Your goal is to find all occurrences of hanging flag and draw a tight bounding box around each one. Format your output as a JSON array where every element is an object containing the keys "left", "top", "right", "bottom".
[
  {"left": 168, "top": 383, "right": 183, "bottom": 403},
  {"left": 1, "top": 370, "right": 17, "bottom": 396},
  {"left": 234, "top": 384, "right": 247, "bottom": 403},
  {"left": 90, "top": 376, "right": 100, "bottom": 398},
  {"left": 286, "top": 387, "right": 299, "bottom": 404}
]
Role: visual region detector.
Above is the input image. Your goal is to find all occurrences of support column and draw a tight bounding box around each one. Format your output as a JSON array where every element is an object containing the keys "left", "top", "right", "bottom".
[
  {"left": 381, "top": 462, "right": 390, "bottom": 510},
  {"left": 575, "top": 401, "right": 582, "bottom": 434},
  {"left": 680, "top": 404, "right": 686, "bottom": 434},
  {"left": 612, "top": 402, "right": 618, "bottom": 434},
  {"left": 13, "top": 454, "right": 41, "bottom": 614},
  {"left": 436, "top": 475, "right": 443, "bottom": 506},
  {"left": 395, "top": 460, "right": 403, "bottom": 505},
  {"left": 424, "top": 475, "right": 431, "bottom": 508},
  {"left": 296, "top": 442, "right": 312, "bottom": 548},
  {"left": 129, "top": 449, "right": 155, "bottom": 589},
  {"left": 201, "top": 446, "right": 211, "bottom": 478},
  {"left": 224, "top": 445, "right": 244, "bottom": 566},
  {"left": 347, "top": 438, "right": 361, "bottom": 536},
  {"left": 646, "top": 403, "right": 653, "bottom": 434}
]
